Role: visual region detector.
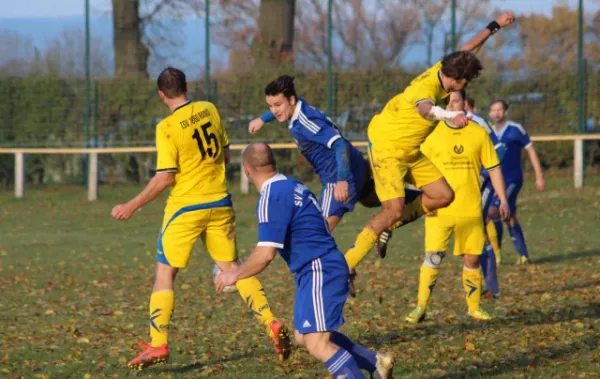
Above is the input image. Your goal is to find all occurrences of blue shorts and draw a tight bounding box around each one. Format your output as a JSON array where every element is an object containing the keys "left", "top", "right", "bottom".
[
  {"left": 481, "top": 179, "right": 495, "bottom": 220},
  {"left": 319, "top": 164, "right": 368, "bottom": 218},
  {"left": 294, "top": 251, "right": 349, "bottom": 334},
  {"left": 491, "top": 180, "right": 522, "bottom": 213}
]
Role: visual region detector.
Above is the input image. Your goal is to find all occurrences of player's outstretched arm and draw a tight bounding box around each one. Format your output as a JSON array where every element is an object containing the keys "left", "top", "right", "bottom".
[
  {"left": 488, "top": 167, "right": 510, "bottom": 221},
  {"left": 249, "top": 111, "right": 276, "bottom": 134},
  {"left": 525, "top": 145, "right": 545, "bottom": 192},
  {"left": 214, "top": 246, "right": 277, "bottom": 293},
  {"left": 417, "top": 101, "right": 470, "bottom": 127},
  {"left": 111, "top": 172, "right": 174, "bottom": 221},
  {"left": 458, "top": 11, "right": 516, "bottom": 54}
]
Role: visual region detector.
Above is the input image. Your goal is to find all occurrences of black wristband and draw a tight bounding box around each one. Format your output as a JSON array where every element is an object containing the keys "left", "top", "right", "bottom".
[{"left": 486, "top": 21, "right": 501, "bottom": 35}]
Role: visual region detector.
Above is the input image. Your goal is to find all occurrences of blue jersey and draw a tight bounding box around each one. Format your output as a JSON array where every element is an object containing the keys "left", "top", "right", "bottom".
[
  {"left": 288, "top": 99, "right": 366, "bottom": 184},
  {"left": 256, "top": 173, "right": 340, "bottom": 273},
  {"left": 469, "top": 112, "right": 506, "bottom": 181},
  {"left": 493, "top": 121, "right": 532, "bottom": 183}
]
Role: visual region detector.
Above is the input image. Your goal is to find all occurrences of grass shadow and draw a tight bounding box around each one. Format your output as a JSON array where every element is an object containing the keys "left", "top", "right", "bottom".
[{"left": 534, "top": 250, "right": 600, "bottom": 265}]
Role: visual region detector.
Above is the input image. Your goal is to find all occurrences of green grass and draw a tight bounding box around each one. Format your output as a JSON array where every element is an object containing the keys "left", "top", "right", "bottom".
[{"left": 1, "top": 173, "right": 600, "bottom": 378}]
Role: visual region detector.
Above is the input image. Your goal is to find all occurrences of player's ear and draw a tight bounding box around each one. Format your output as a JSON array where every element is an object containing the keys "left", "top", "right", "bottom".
[
  {"left": 157, "top": 90, "right": 166, "bottom": 101},
  {"left": 289, "top": 95, "right": 297, "bottom": 106}
]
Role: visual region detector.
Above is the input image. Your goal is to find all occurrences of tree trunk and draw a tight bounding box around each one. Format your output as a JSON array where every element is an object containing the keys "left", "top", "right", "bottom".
[
  {"left": 112, "top": 0, "right": 149, "bottom": 79},
  {"left": 254, "top": 0, "right": 295, "bottom": 67}
]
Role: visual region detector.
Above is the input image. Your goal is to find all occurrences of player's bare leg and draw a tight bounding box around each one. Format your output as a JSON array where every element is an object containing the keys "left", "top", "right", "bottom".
[{"left": 419, "top": 177, "right": 455, "bottom": 213}]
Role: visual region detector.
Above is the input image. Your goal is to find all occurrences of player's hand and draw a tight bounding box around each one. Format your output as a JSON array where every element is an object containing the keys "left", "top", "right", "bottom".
[
  {"left": 496, "top": 11, "right": 516, "bottom": 27},
  {"left": 111, "top": 203, "right": 136, "bottom": 221},
  {"left": 535, "top": 176, "right": 545, "bottom": 192},
  {"left": 214, "top": 270, "right": 237, "bottom": 293},
  {"left": 498, "top": 201, "right": 510, "bottom": 221},
  {"left": 248, "top": 118, "right": 265, "bottom": 134},
  {"left": 334, "top": 181, "right": 349, "bottom": 203},
  {"left": 451, "top": 113, "right": 470, "bottom": 128}
]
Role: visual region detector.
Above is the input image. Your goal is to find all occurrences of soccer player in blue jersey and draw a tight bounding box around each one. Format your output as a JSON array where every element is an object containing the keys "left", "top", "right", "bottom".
[
  {"left": 215, "top": 143, "right": 395, "bottom": 379},
  {"left": 487, "top": 99, "right": 545, "bottom": 265},
  {"left": 247, "top": 75, "right": 423, "bottom": 293}
]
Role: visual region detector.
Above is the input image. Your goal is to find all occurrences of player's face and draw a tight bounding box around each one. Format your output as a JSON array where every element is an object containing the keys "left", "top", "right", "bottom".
[
  {"left": 446, "top": 92, "right": 465, "bottom": 112},
  {"left": 489, "top": 103, "right": 507, "bottom": 123},
  {"left": 266, "top": 94, "right": 296, "bottom": 122}
]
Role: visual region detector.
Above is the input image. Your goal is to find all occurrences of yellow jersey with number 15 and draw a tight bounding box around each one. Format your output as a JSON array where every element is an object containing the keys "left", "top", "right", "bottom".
[
  {"left": 420, "top": 121, "right": 500, "bottom": 218},
  {"left": 368, "top": 61, "right": 450, "bottom": 156},
  {"left": 155, "top": 101, "right": 230, "bottom": 205}
]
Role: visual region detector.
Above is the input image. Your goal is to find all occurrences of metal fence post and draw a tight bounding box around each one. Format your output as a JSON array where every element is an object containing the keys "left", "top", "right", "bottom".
[
  {"left": 88, "top": 152, "right": 98, "bottom": 201},
  {"left": 15, "top": 152, "right": 24, "bottom": 199},
  {"left": 574, "top": 139, "right": 583, "bottom": 188}
]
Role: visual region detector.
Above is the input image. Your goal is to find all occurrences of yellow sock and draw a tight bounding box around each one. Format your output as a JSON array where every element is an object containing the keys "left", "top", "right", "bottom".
[
  {"left": 417, "top": 265, "right": 440, "bottom": 308},
  {"left": 486, "top": 220, "right": 501, "bottom": 258},
  {"left": 149, "top": 290, "right": 174, "bottom": 347},
  {"left": 390, "top": 198, "right": 427, "bottom": 231},
  {"left": 462, "top": 267, "right": 483, "bottom": 312},
  {"left": 236, "top": 276, "right": 276, "bottom": 328},
  {"left": 345, "top": 228, "right": 378, "bottom": 270}
]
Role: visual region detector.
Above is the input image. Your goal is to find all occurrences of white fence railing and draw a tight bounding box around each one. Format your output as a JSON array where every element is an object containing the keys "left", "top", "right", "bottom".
[{"left": 1, "top": 134, "right": 599, "bottom": 201}]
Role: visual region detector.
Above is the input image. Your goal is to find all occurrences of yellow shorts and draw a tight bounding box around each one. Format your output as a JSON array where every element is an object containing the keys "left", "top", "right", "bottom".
[
  {"left": 425, "top": 215, "right": 485, "bottom": 256},
  {"left": 157, "top": 194, "right": 237, "bottom": 268},
  {"left": 367, "top": 143, "right": 442, "bottom": 202}
]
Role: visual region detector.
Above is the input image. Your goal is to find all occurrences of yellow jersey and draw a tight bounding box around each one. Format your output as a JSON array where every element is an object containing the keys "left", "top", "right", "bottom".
[
  {"left": 155, "top": 100, "right": 230, "bottom": 205},
  {"left": 368, "top": 62, "right": 450, "bottom": 156},
  {"left": 421, "top": 120, "right": 499, "bottom": 218}
]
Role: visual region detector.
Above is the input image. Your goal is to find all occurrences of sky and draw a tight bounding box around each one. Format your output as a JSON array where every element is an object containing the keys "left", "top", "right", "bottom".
[{"left": 0, "top": 0, "right": 598, "bottom": 19}]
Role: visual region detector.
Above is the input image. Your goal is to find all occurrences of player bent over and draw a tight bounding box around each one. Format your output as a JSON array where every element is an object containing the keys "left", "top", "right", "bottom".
[
  {"left": 111, "top": 68, "right": 290, "bottom": 369},
  {"left": 405, "top": 91, "right": 510, "bottom": 324},
  {"left": 216, "top": 143, "right": 394, "bottom": 379},
  {"left": 246, "top": 75, "right": 422, "bottom": 294}
]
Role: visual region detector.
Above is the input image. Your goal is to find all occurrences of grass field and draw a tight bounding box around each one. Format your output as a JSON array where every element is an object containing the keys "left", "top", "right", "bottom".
[{"left": 1, "top": 173, "right": 600, "bottom": 378}]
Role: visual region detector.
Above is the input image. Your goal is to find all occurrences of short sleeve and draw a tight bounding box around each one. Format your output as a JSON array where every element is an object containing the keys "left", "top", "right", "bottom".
[
  {"left": 481, "top": 132, "right": 500, "bottom": 171},
  {"left": 155, "top": 122, "right": 178, "bottom": 172},
  {"left": 295, "top": 116, "right": 341, "bottom": 148},
  {"left": 257, "top": 188, "right": 293, "bottom": 248},
  {"left": 515, "top": 125, "right": 532, "bottom": 148}
]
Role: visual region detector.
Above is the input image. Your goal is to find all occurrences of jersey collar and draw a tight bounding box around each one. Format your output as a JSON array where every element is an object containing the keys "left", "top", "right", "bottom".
[
  {"left": 261, "top": 173, "right": 287, "bottom": 193},
  {"left": 437, "top": 71, "right": 449, "bottom": 93},
  {"left": 493, "top": 121, "right": 509, "bottom": 140},
  {"left": 173, "top": 100, "right": 191, "bottom": 113},
  {"left": 289, "top": 99, "right": 303, "bottom": 127}
]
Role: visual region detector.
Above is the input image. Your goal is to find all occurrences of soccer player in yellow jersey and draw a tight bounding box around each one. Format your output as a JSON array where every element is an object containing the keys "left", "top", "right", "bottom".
[
  {"left": 344, "top": 12, "right": 516, "bottom": 272},
  {"left": 111, "top": 68, "right": 291, "bottom": 369},
  {"left": 405, "top": 91, "right": 510, "bottom": 323}
]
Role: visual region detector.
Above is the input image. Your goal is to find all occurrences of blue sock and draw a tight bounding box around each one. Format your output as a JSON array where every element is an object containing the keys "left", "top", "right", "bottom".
[
  {"left": 491, "top": 217, "right": 503, "bottom": 250},
  {"left": 508, "top": 222, "right": 529, "bottom": 257},
  {"left": 330, "top": 331, "right": 376, "bottom": 373},
  {"left": 325, "top": 348, "right": 365, "bottom": 378},
  {"left": 481, "top": 244, "right": 500, "bottom": 295}
]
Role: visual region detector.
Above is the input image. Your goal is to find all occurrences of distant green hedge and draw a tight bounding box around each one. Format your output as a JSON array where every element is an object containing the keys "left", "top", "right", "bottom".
[{"left": 0, "top": 69, "right": 597, "bottom": 187}]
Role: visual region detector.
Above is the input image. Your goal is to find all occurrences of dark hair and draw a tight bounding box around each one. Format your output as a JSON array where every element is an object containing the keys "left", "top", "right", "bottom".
[
  {"left": 265, "top": 75, "right": 297, "bottom": 100},
  {"left": 490, "top": 99, "right": 509, "bottom": 111},
  {"left": 457, "top": 89, "right": 467, "bottom": 100},
  {"left": 441, "top": 51, "right": 483, "bottom": 82},
  {"left": 465, "top": 96, "right": 476, "bottom": 108},
  {"left": 157, "top": 67, "right": 187, "bottom": 98}
]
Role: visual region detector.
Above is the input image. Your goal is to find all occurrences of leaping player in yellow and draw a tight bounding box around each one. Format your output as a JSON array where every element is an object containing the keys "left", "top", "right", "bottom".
[
  {"left": 344, "top": 12, "right": 516, "bottom": 274},
  {"left": 406, "top": 90, "right": 510, "bottom": 323},
  {"left": 111, "top": 67, "right": 291, "bottom": 369}
]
